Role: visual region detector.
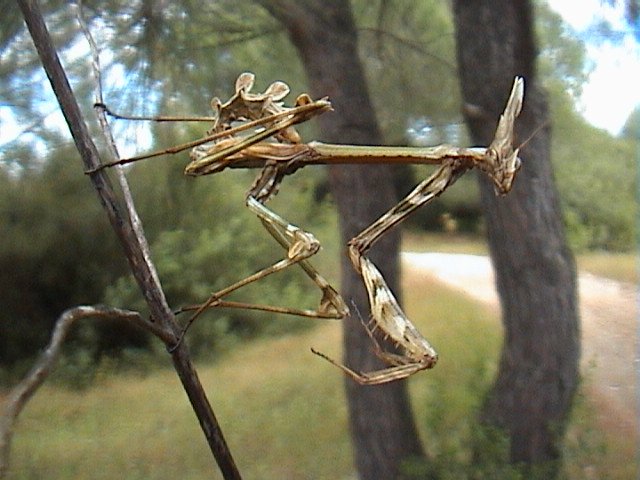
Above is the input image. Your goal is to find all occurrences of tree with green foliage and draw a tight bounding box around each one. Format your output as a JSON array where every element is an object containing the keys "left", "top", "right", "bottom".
[{"left": 0, "top": 145, "right": 140, "bottom": 370}]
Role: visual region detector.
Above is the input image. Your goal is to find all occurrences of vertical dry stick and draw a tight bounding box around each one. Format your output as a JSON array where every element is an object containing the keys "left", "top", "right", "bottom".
[{"left": 15, "top": 1, "right": 242, "bottom": 479}]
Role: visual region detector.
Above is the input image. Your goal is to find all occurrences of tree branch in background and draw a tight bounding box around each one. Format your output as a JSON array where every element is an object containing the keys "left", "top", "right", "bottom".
[
  {"left": 14, "top": 1, "right": 242, "bottom": 479},
  {"left": 0, "top": 306, "right": 140, "bottom": 479}
]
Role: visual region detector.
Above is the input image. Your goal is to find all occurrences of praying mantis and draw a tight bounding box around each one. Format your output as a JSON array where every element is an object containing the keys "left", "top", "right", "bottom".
[{"left": 92, "top": 72, "right": 524, "bottom": 385}]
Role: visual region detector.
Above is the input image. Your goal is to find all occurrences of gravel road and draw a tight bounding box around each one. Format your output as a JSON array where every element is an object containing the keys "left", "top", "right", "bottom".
[{"left": 402, "top": 252, "right": 637, "bottom": 435}]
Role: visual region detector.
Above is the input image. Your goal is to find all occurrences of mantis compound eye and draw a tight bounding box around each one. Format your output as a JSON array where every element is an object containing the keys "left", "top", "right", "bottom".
[
  {"left": 483, "top": 147, "right": 521, "bottom": 196},
  {"left": 494, "top": 152, "right": 522, "bottom": 195}
]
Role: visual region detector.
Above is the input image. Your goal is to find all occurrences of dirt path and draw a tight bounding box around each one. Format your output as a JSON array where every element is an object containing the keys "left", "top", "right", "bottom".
[{"left": 402, "top": 252, "right": 637, "bottom": 435}]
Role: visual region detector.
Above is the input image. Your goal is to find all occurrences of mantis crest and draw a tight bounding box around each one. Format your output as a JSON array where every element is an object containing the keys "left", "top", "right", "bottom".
[{"left": 93, "top": 72, "right": 524, "bottom": 385}]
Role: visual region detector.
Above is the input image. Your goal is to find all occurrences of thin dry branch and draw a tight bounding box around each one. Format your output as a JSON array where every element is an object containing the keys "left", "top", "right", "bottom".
[{"left": 0, "top": 306, "right": 140, "bottom": 479}]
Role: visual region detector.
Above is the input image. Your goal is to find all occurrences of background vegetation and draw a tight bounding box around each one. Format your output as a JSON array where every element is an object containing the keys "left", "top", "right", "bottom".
[{"left": 0, "top": 0, "right": 636, "bottom": 477}]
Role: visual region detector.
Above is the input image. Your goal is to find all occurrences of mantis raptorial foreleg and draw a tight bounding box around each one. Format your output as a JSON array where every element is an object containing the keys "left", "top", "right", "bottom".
[
  {"left": 178, "top": 168, "right": 348, "bottom": 326},
  {"left": 171, "top": 163, "right": 348, "bottom": 347},
  {"left": 309, "top": 166, "right": 458, "bottom": 384}
]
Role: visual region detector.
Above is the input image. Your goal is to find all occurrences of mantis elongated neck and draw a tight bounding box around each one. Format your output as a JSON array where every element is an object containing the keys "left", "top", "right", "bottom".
[{"left": 306, "top": 141, "right": 484, "bottom": 165}]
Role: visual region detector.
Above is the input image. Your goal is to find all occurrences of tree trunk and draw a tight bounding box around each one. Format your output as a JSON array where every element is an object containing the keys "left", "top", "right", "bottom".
[
  {"left": 451, "top": 0, "right": 580, "bottom": 477},
  {"left": 257, "top": 1, "right": 425, "bottom": 478}
]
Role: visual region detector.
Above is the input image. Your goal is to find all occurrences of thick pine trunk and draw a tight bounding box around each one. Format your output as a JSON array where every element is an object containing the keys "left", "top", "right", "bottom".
[
  {"left": 258, "top": 1, "right": 425, "bottom": 478},
  {"left": 452, "top": 0, "right": 580, "bottom": 476}
]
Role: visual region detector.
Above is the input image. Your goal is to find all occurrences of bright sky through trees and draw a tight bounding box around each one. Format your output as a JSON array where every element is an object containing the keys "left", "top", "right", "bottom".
[
  {"left": 1, "top": 1, "right": 637, "bottom": 152},
  {"left": 548, "top": 0, "right": 640, "bottom": 134}
]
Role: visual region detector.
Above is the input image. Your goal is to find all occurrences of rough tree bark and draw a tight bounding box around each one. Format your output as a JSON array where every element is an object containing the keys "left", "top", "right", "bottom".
[
  {"left": 452, "top": 0, "right": 580, "bottom": 477},
  {"left": 257, "top": 1, "right": 425, "bottom": 478}
]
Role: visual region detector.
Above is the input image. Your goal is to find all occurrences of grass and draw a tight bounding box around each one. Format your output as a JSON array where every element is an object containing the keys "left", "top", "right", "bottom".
[
  {"left": 5, "top": 275, "right": 500, "bottom": 480},
  {"left": 575, "top": 250, "right": 636, "bottom": 284},
  {"left": 561, "top": 387, "right": 638, "bottom": 480},
  {"left": 4, "top": 232, "right": 635, "bottom": 479},
  {"left": 7, "top": 326, "right": 353, "bottom": 480},
  {"left": 402, "top": 231, "right": 489, "bottom": 255}
]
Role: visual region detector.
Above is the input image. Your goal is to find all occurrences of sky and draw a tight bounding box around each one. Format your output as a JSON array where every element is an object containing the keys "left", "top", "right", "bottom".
[{"left": 547, "top": 0, "right": 640, "bottom": 134}]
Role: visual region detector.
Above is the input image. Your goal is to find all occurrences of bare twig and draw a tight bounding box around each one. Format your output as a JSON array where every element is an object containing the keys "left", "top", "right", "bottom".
[{"left": 0, "top": 306, "right": 140, "bottom": 479}]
